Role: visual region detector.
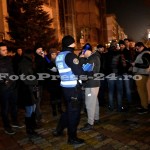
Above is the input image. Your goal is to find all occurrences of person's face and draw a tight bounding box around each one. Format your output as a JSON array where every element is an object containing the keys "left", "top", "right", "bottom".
[
  {"left": 119, "top": 44, "right": 125, "bottom": 50},
  {"left": 135, "top": 46, "right": 144, "bottom": 52},
  {"left": 0, "top": 46, "right": 8, "bottom": 56},
  {"left": 36, "top": 47, "right": 43, "bottom": 55},
  {"left": 98, "top": 47, "right": 104, "bottom": 53},
  {"left": 129, "top": 41, "right": 135, "bottom": 48},
  {"left": 51, "top": 53, "right": 57, "bottom": 60},
  {"left": 17, "top": 48, "right": 23, "bottom": 56},
  {"left": 124, "top": 40, "right": 130, "bottom": 47}
]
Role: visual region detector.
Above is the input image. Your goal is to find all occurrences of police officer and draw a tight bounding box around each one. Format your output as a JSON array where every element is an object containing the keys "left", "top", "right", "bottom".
[{"left": 53, "top": 35, "right": 92, "bottom": 145}]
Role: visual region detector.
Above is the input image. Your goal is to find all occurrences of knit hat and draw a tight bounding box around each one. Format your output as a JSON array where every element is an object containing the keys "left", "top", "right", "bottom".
[
  {"left": 62, "top": 35, "right": 75, "bottom": 48},
  {"left": 34, "top": 43, "right": 43, "bottom": 53},
  {"left": 82, "top": 43, "right": 92, "bottom": 51},
  {"left": 118, "top": 40, "right": 125, "bottom": 45}
]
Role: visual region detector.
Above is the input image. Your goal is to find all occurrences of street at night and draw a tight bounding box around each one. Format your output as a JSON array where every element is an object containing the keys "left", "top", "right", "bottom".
[
  {"left": 0, "top": 95, "right": 150, "bottom": 150},
  {"left": 0, "top": 0, "right": 150, "bottom": 150}
]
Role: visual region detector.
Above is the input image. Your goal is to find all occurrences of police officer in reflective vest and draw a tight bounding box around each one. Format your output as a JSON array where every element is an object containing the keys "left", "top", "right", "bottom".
[{"left": 54, "top": 35, "right": 92, "bottom": 145}]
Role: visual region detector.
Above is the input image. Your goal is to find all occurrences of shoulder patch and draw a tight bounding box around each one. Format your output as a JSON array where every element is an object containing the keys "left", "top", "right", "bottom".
[{"left": 73, "top": 58, "right": 79, "bottom": 64}]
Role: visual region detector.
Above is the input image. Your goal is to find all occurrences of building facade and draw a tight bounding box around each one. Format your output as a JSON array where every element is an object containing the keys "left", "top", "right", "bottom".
[
  {"left": 0, "top": 0, "right": 10, "bottom": 41},
  {"left": 106, "top": 14, "right": 127, "bottom": 43},
  {"left": 0, "top": 0, "right": 107, "bottom": 48},
  {"left": 60, "top": 0, "right": 107, "bottom": 47}
]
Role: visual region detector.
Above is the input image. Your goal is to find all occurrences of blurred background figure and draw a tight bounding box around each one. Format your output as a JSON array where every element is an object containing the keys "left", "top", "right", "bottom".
[
  {"left": 96, "top": 44, "right": 108, "bottom": 107},
  {"left": 46, "top": 48, "right": 63, "bottom": 117},
  {"left": 0, "top": 42, "right": 23, "bottom": 135},
  {"left": 13, "top": 48, "right": 23, "bottom": 75},
  {"left": 34, "top": 44, "right": 47, "bottom": 123},
  {"left": 18, "top": 49, "right": 39, "bottom": 137},
  {"left": 133, "top": 42, "right": 150, "bottom": 114}
]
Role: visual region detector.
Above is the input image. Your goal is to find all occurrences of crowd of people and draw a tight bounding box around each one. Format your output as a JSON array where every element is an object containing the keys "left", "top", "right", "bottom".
[{"left": 0, "top": 35, "right": 150, "bottom": 145}]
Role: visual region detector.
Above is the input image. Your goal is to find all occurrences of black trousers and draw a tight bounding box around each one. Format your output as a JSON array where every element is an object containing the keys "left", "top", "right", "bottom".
[
  {"left": 0, "top": 88, "right": 18, "bottom": 128},
  {"left": 59, "top": 86, "right": 82, "bottom": 139}
]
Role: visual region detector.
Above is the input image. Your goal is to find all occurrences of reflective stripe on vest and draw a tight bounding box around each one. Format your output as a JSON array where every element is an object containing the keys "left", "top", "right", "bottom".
[
  {"left": 58, "top": 68, "right": 71, "bottom": 73},
  {"left": 60, "top": 80, "right": 77, "bottom": 86}
]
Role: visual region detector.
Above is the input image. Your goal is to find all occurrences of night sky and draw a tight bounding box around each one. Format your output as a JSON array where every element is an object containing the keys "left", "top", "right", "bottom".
[{"left": 106, "top": 0, "right": 150, "bottom": 42}]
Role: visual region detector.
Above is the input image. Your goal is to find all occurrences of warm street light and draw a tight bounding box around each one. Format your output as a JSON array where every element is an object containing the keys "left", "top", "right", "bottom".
[
  {"left": 146, "top": 29, "right": 150, "bottom": 47},
  {"left": 147, "top": 29, "right": 150, "bottom": 39},
  {"left": 148, "top": 32, "right": 150, "bottom": 39}
]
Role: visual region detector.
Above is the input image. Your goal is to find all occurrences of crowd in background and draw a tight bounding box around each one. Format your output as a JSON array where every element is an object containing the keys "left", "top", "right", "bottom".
[{"left": 0, "top": 37, "right": 150, "bottom": 144}]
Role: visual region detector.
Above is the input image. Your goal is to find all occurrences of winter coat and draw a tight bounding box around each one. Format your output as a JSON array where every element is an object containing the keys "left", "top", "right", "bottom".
[
  {"left": 18, "top": 55, "right": 37, "bottom": 106},
  {"left": 0, "top": 56, "right": 17, "bottom": 92},
  {"left": 81, "top": 51, "right": 101, "bottom": 88},
  {"left": 105, "top": 50, "right": 126, "bottom": 76}
]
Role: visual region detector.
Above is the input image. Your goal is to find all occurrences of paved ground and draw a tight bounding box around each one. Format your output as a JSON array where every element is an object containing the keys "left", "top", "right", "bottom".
[{"left": 0, "top": 92, "right": 150, "bottom": 150}]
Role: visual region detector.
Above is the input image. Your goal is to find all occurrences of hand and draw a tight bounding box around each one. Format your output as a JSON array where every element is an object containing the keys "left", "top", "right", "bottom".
[
  {"left": 40, "top": 51, "right": 45, "bottom": 58},
  {"left": 79, "top": 54, "right": 84, "bottom": 58}
]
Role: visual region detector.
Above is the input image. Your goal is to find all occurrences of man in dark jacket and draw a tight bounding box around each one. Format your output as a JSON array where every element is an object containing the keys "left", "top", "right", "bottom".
[
  {"left": 105, "top": 44, "right": 125, "bottom": 112},
  {"left": 46, "top": 48, "right": 63, "bottom": 116},
  {"left": 34, "top": 45, "right": 47, "bottom": 122},
  {"left": 79, "top": 43, "right": 101, "bottom": 131},
  {"left": 119, "top": 40, "right": 132, "bottom": 108},
  {"left": 18, "top": 49, "right": 38, "bottom": 137},
  {"left": 0, "top": 42, "right": 23, "bottom": 135},
  {"left": 96, "top": 44, "right": 108, "bottom": 107}
]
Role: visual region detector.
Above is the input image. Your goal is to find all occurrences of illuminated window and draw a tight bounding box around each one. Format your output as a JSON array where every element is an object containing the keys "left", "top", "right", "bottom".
[{"left": 147, "top": 29, "right": 150, "bottom": 39}]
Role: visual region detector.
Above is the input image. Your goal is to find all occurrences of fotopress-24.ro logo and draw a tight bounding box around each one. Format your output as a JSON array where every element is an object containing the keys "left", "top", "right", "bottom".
[
  {"left": 92, "top": 73, "right": 143, "bottom": 81},
  {"left": 0, "top": 73, "right": 143, "bottom": 81},
  {"left": 0, "top": 73, "right": 52, "bottom": 81}
]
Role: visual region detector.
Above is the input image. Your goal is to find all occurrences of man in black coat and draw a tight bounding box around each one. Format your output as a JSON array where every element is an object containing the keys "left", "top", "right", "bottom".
[
  {"left": 79, "top": 43, "right": 101, "bottom": 131},
  {"left": 0, "top": 42, "right": 23, "bottom": 135},
  {"left": 18, "top": 49, "right": 38, "bottom": 137},
  {"left": 34, "top": 45, "right": 47, "bottom": 122}
]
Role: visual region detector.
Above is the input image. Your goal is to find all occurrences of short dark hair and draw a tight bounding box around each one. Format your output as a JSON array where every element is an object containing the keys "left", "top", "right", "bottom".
[
  {"left": 97, "top": 44, "right": 104, "bottom": 48},
  {"left": 119, "top": 40, "right": 125, "bottom": 45},
  {"left": 135, "top": 42, "right": 145, "bottom": 47},
  {"left": 0, "top": 42, "right": 7, "bottom": 47},
  {"left": 124, "top": 38, "right": 130, "bottom": 42}
]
